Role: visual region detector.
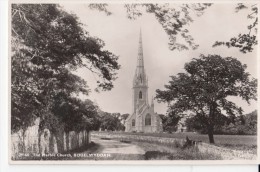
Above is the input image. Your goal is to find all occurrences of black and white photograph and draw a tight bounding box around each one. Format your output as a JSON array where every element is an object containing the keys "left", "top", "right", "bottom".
[{"left": 10, "top": 1, "right": 259, "bottom": 163}]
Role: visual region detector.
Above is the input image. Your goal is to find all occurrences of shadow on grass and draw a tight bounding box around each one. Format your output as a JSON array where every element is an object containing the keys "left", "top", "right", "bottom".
[
  {"left": 120, "top": 140, "right": 132, "bottom": 143},
  {"left": 67, "top": 141, "right": 100, "bottom": 154},
  {"left": 144, "top": 151, "right": 172, "bottom": 160}
]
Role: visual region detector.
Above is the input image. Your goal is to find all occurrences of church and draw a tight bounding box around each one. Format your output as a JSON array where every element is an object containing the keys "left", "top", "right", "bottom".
[{"left": 125, "top": 31, "right": 163, "bottom": 133}]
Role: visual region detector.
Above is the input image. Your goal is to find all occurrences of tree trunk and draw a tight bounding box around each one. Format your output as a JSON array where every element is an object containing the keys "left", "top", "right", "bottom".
[
  {"left": 38, "top": 128, "right": 43, "bottom": 154},
  {"left": 86, "top": 130, "right": 90, "bottom": 145},
  {"left": 22, "top": 129, "right": 26, "bottom": 153},
  {"left": 208, "top": 103, "right": 216, "bottom": 144},
  {"left": 84, "top": 130, "right": 87, "bottom": 145},
  {"left": 55, "top": 131, "right": 63, "bottom": 153},
  {"left": 53, "top": 135, "right": 58, "bottom": 153},
  {"left": 83, "top": 130, "right": 85, "bottom": 146},
  {"left": 77, "top": 132, "right": 80, "bottom": 148},
  {"left": 63, "top": 132, "right": 67, "bottom": 152},
  {"left": 208, "top": 126, "right": 215, "bottom": 144},
  {"left": 49, "top": 132, "right": 55, "bottom": 153},
  {"left": 66, "top": 131, "right": 70, "bottom": 151}
]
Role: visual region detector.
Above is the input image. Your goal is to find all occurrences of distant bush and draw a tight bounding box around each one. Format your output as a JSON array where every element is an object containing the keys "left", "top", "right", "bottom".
[
  {"left": 186, "top": 110, "right": 257, "bottom": 135},
  {"left": 215, "top": 110, "right": 257, "bottom": 135}
]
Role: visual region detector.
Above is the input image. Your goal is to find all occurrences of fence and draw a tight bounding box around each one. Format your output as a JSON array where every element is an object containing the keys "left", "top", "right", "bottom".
[{"left": 11, "top": 124, "right": 91, "bottom": 159}]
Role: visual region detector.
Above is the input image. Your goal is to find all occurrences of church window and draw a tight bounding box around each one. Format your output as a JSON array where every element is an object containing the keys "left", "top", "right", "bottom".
[
  {"left": 145, "top": 114, "right": 151, "bottom": 126},
  {"left": 132, "top": 119, "right": 135, "bottom": 126},
  {"left": 139, "top": 91, "right": 142, "bottom": 99}
]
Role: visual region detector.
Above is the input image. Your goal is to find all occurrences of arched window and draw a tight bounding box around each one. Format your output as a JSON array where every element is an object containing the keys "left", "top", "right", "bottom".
[
  {"left": 132, "top": 119, "right": 135, "bottom": 126},
  {"left": 139, "top": 91, "right": 142, "bottom": 99},
  {"left": 139, "top": 75, "right": 142, "bottom": 83},
  {"left": 145, "top": 114, "right": 151, "bottom": 126}
]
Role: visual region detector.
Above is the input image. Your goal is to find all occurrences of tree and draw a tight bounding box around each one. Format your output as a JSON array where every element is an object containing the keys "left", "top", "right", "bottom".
[
  {"left": 186, "top": 110, "right": 257, "bottom": 135},
  {"left": 244, "top": 110, "right": 257, "bottom": 134},
  {"left": 98, "top": 112, "right": 125, "bottom": 131},
  {"left": 11, "top": 4, "right": 120, "bottom": 152},
  {"left": 185, "top": 113, "right": 232, "bottom": 134},
  {"left": 88, "top": 3, "right": 211, "bottom": 51},
  {"left": 156, "top": 54, "right": 257, "bottom": 143},
  {"left": 159, "top": 112, "right": 181, "bottom": 133},
  {"left": 221, "top": 110, "right": 257, "bottom": 135},
  {"left": 121, "top": 113, "right": 130, "bottom": 121},
  {"left": 213, "top": 3, "right": 258, "bottom": 53}
]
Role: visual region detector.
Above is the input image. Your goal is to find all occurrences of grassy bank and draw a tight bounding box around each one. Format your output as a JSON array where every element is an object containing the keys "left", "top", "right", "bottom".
[
  {"left": 132, "top": 141, "right": 222, "bottom": 160},
  {"left": 94, "top": 131, "right": 257, "bottom": 153}
]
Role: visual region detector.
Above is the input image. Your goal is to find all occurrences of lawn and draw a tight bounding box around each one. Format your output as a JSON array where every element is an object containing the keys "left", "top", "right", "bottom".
[
  {"left": 97, "top": 131, "right": 256, "bottom": 145},
  {"left": 94, "top": 131, "right": 257, "bottom": 154},
  {"left": 133, "top": 141, "right": 222, "bottom": 160}
]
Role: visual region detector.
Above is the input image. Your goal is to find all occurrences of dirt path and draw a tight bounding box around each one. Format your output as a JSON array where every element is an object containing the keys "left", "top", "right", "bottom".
[{"left": 91, "top": 137, "right": 145, "bottom": 155}]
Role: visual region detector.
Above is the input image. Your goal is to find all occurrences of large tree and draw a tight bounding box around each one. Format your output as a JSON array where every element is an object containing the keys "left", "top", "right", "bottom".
[
  {"left": 11, "top": 4, "right": 120, "bottom": 149},
  {"left": 156, "top": 55, "right": 257, "bottom": 143}
]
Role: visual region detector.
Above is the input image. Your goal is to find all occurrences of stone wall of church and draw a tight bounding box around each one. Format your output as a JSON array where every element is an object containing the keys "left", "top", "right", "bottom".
[
  {"left": 141, "top": 107, "right": 162, "bottom": 133},
  {"left": 125, "top": 113, "right": 136, "bottom": 132},
  {"left": 125, "top": 106, "right": 162, "bottom": 133}
]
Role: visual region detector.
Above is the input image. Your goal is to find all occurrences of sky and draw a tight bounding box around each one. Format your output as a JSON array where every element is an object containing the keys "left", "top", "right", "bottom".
[{"left": 61, "top": 3, "right": 258, "bottom": 115}]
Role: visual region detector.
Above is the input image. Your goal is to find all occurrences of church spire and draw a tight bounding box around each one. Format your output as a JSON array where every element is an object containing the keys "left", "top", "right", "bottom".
[
  {"left": 133, "top": 28, "right": 147, "bottom": 87},
  {"left": 137, "top": 28, "right": 144, "bottom": 67}
]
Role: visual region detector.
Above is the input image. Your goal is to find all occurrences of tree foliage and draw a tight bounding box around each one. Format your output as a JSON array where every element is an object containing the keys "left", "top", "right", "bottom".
[
  {"left": 156, "top": 54, "right": 257, "bottom": 143},
  {"left": 186, "top": 110, "right": 257, "bottom": 135},
  {"left": 98, "top": 112, "right": 125, "bottom": 131},
  {"left": 185, "top": 113, "right": 232, "bottom": 134},
  {"left": 11, "top": 4, "right": 120, "bottom": 134},
  {"left": 88, "top": 3, "right": 211, "bottom": 51},
  {"left": 121, "top": 113, "right": 130, "bottom": 121},
  {"left": 213, "top": 3, "right": 258, "bottom": 53},
  {"left": 51, "top": 95, "right": 100, "bottom": 132},
  {"left": 159, "top": 112, "right": 181, "bottom": 133}
]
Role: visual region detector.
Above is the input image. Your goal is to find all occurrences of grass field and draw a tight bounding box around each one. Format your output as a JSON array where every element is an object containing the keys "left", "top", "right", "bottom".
[
  {"left": 132, "top": 141, "right": 222, "bottom": 160},
  {"left": 94, "top": 131, "right": 257, "bottom": 154},
  {"left": 97, "top": 131, "right": 256, "bottom": 145}
]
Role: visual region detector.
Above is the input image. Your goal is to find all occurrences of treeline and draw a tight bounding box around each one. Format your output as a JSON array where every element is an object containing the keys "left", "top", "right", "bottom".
[
  {"left": 98, "top": 112, "right": 129, "bottom": 131},
  {"left": 185, "top": 110, "right": 257, "bottom": 135}
]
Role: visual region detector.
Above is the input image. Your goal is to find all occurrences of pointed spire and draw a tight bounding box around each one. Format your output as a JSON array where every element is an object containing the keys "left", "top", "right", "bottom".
[
  {"left": 139, "top": 28, "right": 142, "bottom": 44},
  {"left": 137, "top": 28, "right": 144, "bottom": 67},
  {"left": 133, "top": 28, "right": 147, "bottom": 87}
]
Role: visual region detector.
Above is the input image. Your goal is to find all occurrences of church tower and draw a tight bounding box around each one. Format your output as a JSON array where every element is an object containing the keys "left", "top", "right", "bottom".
[
  {"left": 132, "top": 30, "right": 149, "bottom": 113},
  {"left": 125, "top": 29, "right": 162, "bottom": 133}
]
